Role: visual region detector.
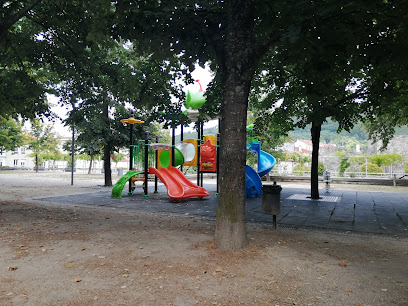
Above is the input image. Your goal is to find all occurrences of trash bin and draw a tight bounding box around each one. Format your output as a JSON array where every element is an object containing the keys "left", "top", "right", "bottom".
[
  {"left": 117, "top": 168, "right": 124, "bottom": 177},
  {"left": 262, "top": 182, "right": 282, "bottom": 229}
]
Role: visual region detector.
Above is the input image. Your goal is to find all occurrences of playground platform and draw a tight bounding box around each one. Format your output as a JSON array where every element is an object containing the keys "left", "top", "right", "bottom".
[{"left": 38, "top": 182, "right": 408, "bottom": 237}]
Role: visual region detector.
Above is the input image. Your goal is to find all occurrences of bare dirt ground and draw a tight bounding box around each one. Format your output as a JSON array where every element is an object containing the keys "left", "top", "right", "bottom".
[{"left": 1, "top": 171, "right": 407, "bottom": 305}]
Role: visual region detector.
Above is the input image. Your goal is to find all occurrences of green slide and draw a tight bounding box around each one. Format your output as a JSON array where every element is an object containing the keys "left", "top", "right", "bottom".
[{"left": 111, "top": 170, "right": 144, "bottom": 198}]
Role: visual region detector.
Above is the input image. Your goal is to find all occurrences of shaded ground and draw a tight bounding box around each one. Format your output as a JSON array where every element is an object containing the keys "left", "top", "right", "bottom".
[
  {"left": 1, "top": 171, "right": 407, "bottom": 305},
  {"left": 39, "top": 184, "right": 408, "bottom": 237}
]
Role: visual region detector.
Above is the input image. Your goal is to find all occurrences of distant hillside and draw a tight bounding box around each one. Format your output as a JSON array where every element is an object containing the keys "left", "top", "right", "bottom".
[
  {"left": 289, "top": 119, "right": 408, "bottom": 147},
  {"left": 175, "top": 126, "right": 219, "bottom": 143},
  {"left": 172, "top": 119, "right": 408, "bottom": 150}
]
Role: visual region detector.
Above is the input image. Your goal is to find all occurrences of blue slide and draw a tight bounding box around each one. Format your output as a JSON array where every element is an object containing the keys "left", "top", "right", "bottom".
[
  {"left": 248, "top": 142, "right": 276, "bottom": 177},
  {"left": 245, "top": 165, "right": 262, "bottom": 198},
  {"left": 245, "top": 141, "right": 276, "bottom": 198}
]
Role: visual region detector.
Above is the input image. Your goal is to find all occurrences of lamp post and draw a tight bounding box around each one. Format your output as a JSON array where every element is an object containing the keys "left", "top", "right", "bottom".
[{"left": 120, "top": 110, "right": 144, "bottom": 195}]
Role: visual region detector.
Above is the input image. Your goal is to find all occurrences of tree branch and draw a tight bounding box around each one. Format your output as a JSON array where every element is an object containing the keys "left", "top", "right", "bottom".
[
  {"left": 25, "top": 14, "right": 79, "bottom": 58},
  {"left": 0, "top": 0, "right": 42, "bottom": 36}
]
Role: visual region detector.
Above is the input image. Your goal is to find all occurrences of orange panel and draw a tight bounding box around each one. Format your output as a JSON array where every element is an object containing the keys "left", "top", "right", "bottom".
[
  {"left": 182, "top": 138, "right": 198, "bottom": 166},
  {"left": 200, "top": 139, "right": 217, "bottom": 172}
]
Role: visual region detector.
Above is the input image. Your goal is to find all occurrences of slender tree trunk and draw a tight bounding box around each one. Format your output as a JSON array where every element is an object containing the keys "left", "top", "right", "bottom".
[
  {"left": 103, "top": 143, "right": 112, "bottom": 186},
  {"left": 103, "top": 102, "right": 112, "bottom": 186},
  {"left": 35, "top": 153, "right": 38, "bottom": 172},
  {"left": 310, "top": 121, "right": 322, "bottom": 199},
  {"left": 214, "top": 0, "right": 257, "bottom": 250},
  {"left": 88, "top": 155, "right": 93, "bottom": 174}
]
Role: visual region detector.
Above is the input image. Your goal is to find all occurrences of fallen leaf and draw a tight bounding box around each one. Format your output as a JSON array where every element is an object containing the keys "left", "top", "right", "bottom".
[
  {"left": 338, "top": 262, "right": 347, "bottom": 267},
  {"left": 72, "top": 278, "right": 82, "bottom": 283},
  {"left": 345, "top": 290, "right": 353, "bottom": 293},
  {"left": 121, "top": 274, "right": 129, "bottom": 278},
  {"left": 67, "top": 264, "right": 73, "bottom": 268},
  {"left": 8, "top": 267, "right": 18, "bottom": 271},
  {"left": 215, "top": 267, "right": 223, "bottom": 273}
]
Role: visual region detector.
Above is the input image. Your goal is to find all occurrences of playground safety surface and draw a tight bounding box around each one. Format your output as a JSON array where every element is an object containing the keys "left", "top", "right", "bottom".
[{"left": 39, "top": 183, "right": 408, "bottom": 237}]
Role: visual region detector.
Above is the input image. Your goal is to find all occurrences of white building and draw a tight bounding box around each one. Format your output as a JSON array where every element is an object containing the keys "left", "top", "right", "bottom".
[
  {"left": 1, "top": 136, "right": 127, "bottom": 173},
  {"left": 0, "top": 145, "right": 33, "bottom": 169},
  {"left": 280, "top": 139, "right": 336, "bottom": 155}
]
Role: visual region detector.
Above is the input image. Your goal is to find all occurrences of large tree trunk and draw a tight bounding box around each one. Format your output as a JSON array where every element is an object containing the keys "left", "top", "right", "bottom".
[
  {"left": 214, "top": 0, "right": 257, "bottom": 250},
  {"left": 310, "top": 121, "right": 322, "bottom": 199}
]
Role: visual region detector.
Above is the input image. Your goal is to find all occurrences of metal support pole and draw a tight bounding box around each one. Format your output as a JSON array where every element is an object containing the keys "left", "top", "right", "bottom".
[
  {"left": 180, "top": 125, "right": 184, "bottom": 172},
  {"left": 154, "top": 135, "right": 159, "bottom": 193},
  {"left": 128, "top": 123, "right": 134, "bottom": 195},
  {"left": 71, "top": 126, "right": 74, "bottom": 185},
  {"left": 196, "top": 123, "right": 201, "bottom": 186},
  {"left": 365, "top": 157, "right": 368, "bottom": 177},
  {"left": 200, "top": 122, "right": 204, "bottom": 187},
  {"left": 171, "top": 127, "right": 175, "bottom": 167},
  {"left": 143, "top": 131, "right": 149, "bottom": 198}
]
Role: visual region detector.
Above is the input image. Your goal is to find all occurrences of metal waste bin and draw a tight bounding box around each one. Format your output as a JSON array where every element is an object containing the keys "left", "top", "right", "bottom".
[{"left": 262, "top": 182, "right": 282, "bottom": 229}]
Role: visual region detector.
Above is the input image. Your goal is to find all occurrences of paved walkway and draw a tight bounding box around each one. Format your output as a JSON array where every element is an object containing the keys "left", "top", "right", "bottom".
[{"left": 39, "top": 183, "right": 408, "bottom": 237}]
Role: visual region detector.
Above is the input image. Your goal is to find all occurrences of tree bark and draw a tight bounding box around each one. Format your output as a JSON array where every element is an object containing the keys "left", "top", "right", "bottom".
[
  {"left": 35, "top": 153, "right": 38, "bottom": 172},
  {"left": 88, "top": 155, "right": 93, "bottom": 174},
  {"left": 310, "top": 121, "right": 322, "bottom": 199},
  {"left": 103, "top": 143, "right": 112, "bottom": 186},
  {"left": 103, "top": 103, "right": 112, "bottom": 186},
  {"left": 214, "top": 0, "right": 257, "bottom": 250}
]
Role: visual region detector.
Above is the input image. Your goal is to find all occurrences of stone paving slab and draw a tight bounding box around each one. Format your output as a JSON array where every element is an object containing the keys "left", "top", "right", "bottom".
[{"left": 38, "top": 184, "right": 408, "bottom": 237}]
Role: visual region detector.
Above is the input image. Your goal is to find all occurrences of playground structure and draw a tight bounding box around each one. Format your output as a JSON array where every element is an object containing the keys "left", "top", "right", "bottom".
[
  {"left": 112, "top": 80, "right": 276, "bottom": 200},
  {"left": 111, "top": 129, "right": 215, "bottom": 200},
  {"left": 245, "top": 124, "right": 276, "bottom": 198}
]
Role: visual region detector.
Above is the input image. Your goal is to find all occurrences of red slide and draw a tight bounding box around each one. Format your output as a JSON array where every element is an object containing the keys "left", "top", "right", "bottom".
[{"left": 148, "top": 167, "right": 209, "bottom": 200}]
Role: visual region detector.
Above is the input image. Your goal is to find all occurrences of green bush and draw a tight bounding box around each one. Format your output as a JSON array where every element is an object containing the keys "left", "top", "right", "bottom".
[
  {"left": 404, "top": 162, "right": 408, "bottom": 174},
  {"left": 338, "top": 157, "right": 351, "bottom": 177},
  {"left": 360, "top": 162, "right": 384, "bottom": 175},
  {"left": 293, "top": 164, "right": 310, "bottom": 176},
  {"left": 318, "top": 162, "right": 325, "bottom": 176}
]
